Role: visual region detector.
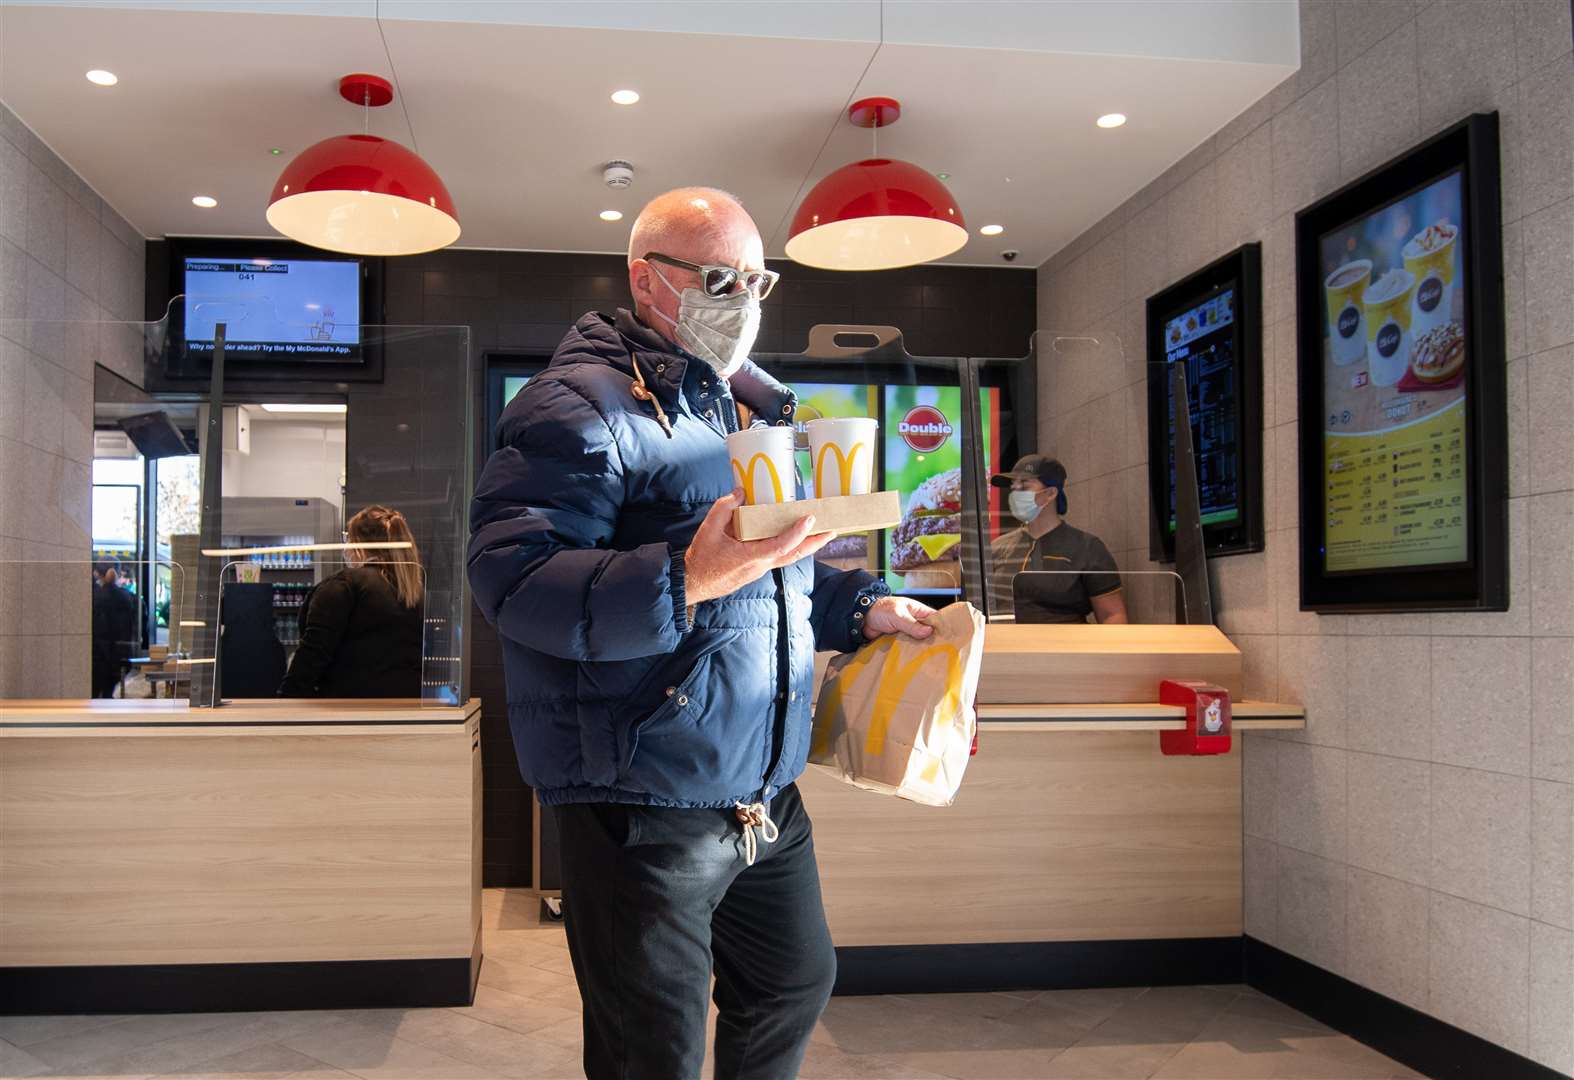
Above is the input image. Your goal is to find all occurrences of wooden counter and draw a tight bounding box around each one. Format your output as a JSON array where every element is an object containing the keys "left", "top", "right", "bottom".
[
  {"left": 0, "top": 699, "right": 482, "bottom": 1014},
  {"left": 803, "top": 623, "right": 1305, "bottom": 994}
]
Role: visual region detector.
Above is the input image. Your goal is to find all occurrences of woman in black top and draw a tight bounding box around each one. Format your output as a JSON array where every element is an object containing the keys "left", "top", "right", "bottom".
[{"left": 279, "top": 505, "right": 424, "bottom": 698}]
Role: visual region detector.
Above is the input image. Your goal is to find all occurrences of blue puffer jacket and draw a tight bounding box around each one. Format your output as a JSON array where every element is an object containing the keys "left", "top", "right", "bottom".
[{"left": 468, "top": 309, "right": 887, "bottom": 809}]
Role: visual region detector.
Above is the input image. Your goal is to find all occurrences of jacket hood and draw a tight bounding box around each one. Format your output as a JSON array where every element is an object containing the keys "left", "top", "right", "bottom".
[{"left": 551, "top": 310, "right": 795, "bottom": 424}]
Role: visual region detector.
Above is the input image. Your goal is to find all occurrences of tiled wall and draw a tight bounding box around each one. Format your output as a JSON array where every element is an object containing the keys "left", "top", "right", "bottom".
[
  {"left": 1036, "top": 1, "right": 1572, "bottom": 1070},
  {"left": 383, "top": 248, "right": 1037, "bottom": 886},
  {"left": 0, "top": 101, "right": 146, "bottom": 698}
]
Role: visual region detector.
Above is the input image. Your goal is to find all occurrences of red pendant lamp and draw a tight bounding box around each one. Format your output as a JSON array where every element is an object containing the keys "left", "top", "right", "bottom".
[
  {"left": 267, "top": 74, "right": 459, "bottom": 257},
  {"left": 786, "top": 97, "right": 965, "bottom": 271}
]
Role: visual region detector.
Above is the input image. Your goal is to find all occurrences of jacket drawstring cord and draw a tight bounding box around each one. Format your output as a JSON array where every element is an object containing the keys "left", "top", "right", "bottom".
[
  {"left": 629, "top": 356, "right": 674, "bottom": 439},
  {"left": 734, "top": 801, "right": 779, "bottom": 866}
]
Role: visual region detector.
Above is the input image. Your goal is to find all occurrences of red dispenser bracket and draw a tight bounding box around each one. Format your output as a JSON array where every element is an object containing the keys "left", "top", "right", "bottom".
[{"left": 1159, "top": 680, "right": 1232, "bottom": 756}]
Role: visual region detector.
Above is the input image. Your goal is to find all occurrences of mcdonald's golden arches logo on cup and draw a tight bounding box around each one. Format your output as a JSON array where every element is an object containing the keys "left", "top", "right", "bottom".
[
  {"left": 724, "top": 426, "right": 797, "bottom": 506},
  {"left": 805, "top": 417, "right": 878, "bottom": 499}
]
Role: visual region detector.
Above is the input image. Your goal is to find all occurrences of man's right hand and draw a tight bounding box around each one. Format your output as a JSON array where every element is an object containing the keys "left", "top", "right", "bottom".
[{"left": 682, "top": 489, "right": 833, "bottom": 606}]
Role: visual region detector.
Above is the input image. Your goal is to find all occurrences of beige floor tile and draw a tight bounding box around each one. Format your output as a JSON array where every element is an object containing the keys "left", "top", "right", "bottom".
[
  {"left": 795, "top": 1041, "right": 956, "bottom": 1079},
  {"left": 276, "top": 1016, "right": 503, "bottom": 1079},
  {"left": 525, "top": 949, "right": 577, "bottom": 979},
  {"left": 814, "top": 995, "right": 1046, "bottom": 1057},
  {"left": 1084, "top": 986, "right": 1239, "bottom": 1044},
  {"left": 0, "top": 1014, "right": 130, "bottom": 1049},
  {"left": 890, "top": 992, "right": 1037, "bottom": 1022},
  {"left": 1217, "top": 993, "right": 1335, "bottom": 1033},
  {"left": 151, "top": 1038, "right": 326, "bottom": 1078},
  {"left": 523, "top": 1016, "right": 588, "bottom": 1053},
  {"left": 20, "top": 1012, "right": 242, "bottom": 1072},
  {"left": 1038, "top": 1037, "right": 1187, "bottom": 1078},
  {"left": 277, "top": 1068, "right": 363, "bottom": 1079},
  {"left": 863, "top": 1043, "right": 1068, "bottom": 1079},
  {"left": 1152, "top": 1013, "right": 1406, "bottom": 1079},
  {"left": 458, "top": 985, "right": 584, "bottom": 1038},
  {"left": 70, "top": 1010, "right": 343, "bottom": 1079},
  {"left": 351, "top": 1010, "right": 583, "bottom": 1080},
  {"left": 475, "top": 955, "right": 581, "bottom": 1001},
  {"left": 0, "top": 1037, "right": 53, "bottom": 1080},
  {"left": 1001, "top": 987, "right": 1147, "bottom": 1042}
]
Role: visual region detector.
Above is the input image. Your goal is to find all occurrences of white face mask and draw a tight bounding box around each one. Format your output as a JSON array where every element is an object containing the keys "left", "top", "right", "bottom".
[
  {"left": 1009, "top": 489, "right": 1042, "bottom": 524},
  {"left": 649, "top": 265, "right": 761, "bottom": 378}
]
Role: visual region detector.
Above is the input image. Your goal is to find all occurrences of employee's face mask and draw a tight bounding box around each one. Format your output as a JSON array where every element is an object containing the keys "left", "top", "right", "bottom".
[
  {"left": 648, "top": 264, "right": 761, "bottom": 378},
  {"left": 1009, "top": 489, "right": 1043, "bottom": 523}
]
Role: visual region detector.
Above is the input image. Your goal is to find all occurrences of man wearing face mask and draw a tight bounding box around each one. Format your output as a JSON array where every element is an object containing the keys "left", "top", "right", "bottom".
[
  {"left": 987, "top": 455, "right": 1128, "bottom": 624},
  {"left": 468, "top": 188, "right": 935, "bottom": 1080}
]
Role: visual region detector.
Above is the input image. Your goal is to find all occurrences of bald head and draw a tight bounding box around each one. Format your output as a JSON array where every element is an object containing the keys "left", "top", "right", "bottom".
[
  {"left": 626, "top": 188, "right": 765, "bottom": 345},
  {"left": 627, "top": 187, "right": 760, "bottom": 267}
]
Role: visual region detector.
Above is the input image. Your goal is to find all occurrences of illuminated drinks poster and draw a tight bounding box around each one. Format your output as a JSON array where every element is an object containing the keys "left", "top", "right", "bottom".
[
  {"left": 1318, "top": 170, "right": 1467, "bottom": 574},
  {"left": 1294, "top": 113, "right": 1506, "bottom": 613}
]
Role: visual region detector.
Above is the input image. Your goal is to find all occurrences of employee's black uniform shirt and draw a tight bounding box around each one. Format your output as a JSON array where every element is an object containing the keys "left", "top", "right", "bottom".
[{"left": 988, "top": 521, "right": 1121, "bottom": 623}]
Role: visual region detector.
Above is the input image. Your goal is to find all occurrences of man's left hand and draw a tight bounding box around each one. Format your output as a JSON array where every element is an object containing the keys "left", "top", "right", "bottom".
[{"left": 863, "top": 595, "right": 937, "bottom": 640}]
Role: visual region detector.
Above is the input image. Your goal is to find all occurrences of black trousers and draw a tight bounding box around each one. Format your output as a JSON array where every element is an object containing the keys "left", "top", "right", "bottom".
[{"left": 554, "top": 783, "right": 836, "bottom": 1080}]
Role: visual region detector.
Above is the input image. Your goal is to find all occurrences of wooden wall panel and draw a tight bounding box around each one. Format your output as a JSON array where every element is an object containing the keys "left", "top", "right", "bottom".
[
  {"left": 801, "top": 730, "right": 1242, "bottom": 946},
  {"left": 1, "top": 710, "right": 480, "bottom": 967}
]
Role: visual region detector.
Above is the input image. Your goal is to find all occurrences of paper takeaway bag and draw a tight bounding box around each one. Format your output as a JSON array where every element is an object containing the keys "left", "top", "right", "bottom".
[{"left": 808, "top": 602, "right": 986, "bottom": 806}]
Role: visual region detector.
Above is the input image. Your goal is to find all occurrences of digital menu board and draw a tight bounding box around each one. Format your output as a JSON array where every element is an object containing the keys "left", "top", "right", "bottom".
[
  {"left": 1317, "top": 170, "right": 1468, "bottom": 574},
  {"left": 1146, "top": 244, "right": 1264, "bottom": 561},
  {"left": 1163, "top": 288, "right": 1241, "bottom": 531},
  {"left": 1294, "top": 113, "right": 1505, "bottom": 613}
]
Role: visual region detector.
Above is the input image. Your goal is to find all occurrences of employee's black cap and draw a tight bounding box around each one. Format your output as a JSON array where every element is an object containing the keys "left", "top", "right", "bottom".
[{"left": 990, "top": 454, "right": 1066, "bottom": 491}]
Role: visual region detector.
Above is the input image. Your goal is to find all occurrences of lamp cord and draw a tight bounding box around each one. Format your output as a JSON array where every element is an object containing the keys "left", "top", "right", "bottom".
[
  {"left": 765, "top": 0, "right": 884, "bottom": 251},
  {"left": 374, "top": 0, "right": 420, "bottom": 154}
]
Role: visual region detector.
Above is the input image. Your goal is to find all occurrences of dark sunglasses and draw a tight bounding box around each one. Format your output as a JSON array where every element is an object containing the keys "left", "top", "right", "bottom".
[{"left": 644, "top": 252, "right": 780, "bottom": 301}]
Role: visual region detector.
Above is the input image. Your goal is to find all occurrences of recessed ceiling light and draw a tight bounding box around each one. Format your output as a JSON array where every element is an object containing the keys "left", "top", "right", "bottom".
[
  {"left": 599, "top": 209, "right": 624, "bottom": 222},
  {"left": 936, "top": 172, "right": 950, "bottom": 181},
  {"left": 85, "top": 69, "right": 118, "bottom": 86},
  {"left": 1097, "top": 112, "right": 1127, "bottom": 129},
  {"left": 979, "top": 224, "right": 1004, "bottom": 236},
  {"left": 610, "top": 89, "right": 640, "bottom": 105},
  {"left": 192, "top": 195, "right": 217, "bottom": 208},
  {"left": 269, "top": 147, "right": 282, "bottom": 155}
]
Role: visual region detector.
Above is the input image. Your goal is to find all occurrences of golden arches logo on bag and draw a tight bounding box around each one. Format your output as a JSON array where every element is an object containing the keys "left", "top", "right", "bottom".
[
  {"left": 814, "top": 441, "right": 866, "bottom": 499},
  {"left": 731, "top": 452, "right": 785, "bottom": 504},
  {"left": 809, "top": 635, "right": 962, "bottom": 763}
]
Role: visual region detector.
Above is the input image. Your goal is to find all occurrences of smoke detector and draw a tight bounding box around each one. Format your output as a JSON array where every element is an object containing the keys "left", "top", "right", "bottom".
[{"left": 603, "top": 161, "right": 635, "bottom": 189}]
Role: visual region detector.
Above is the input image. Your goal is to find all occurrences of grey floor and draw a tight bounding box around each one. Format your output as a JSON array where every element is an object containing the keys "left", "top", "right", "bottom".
[{"left": 0, "top": 888, "right": 1424, "bottom": 1080}]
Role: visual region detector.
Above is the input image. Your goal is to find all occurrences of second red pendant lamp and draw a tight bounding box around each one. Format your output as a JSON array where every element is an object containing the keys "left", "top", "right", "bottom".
[
  {"left": 786, "top": 97, "right": 966, "bottom": 271},
  {"left": 267, "top": 74, "right": 459, "bottom": 257}
]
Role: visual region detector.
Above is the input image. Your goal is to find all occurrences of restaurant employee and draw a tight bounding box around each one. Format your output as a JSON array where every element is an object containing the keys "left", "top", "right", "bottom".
[{"left": 988, "top": 455, "right": 1128, "bottom": 624}]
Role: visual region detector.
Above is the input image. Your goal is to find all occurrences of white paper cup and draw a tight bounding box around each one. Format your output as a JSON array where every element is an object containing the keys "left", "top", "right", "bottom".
[
  {"left": 1325, "top": 259, "right": 1371, "bottom": 367},
  {"left": 806, "top": 417, "right": 878, "bottom": 498},
  {"left": 726, "top": 426, "right": 797, "bottom": 505}
]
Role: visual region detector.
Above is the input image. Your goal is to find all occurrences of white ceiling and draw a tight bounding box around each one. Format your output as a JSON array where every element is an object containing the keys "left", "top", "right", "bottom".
[{"left": 0, "top": 0, "right": 1298, "bottom": 267}]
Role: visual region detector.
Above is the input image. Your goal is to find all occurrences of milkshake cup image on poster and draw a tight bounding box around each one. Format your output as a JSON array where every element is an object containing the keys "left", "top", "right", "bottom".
[
  {"left": 1324, "top": 259, "right": 1372, "bottom": 366},
  {"left": 807, "top": 417, "right": 877, "bottom": 498},
  {"left": 1362, "top": 268, "right": 1416, "bottom": 387},
  {"left": 1402, "top": 221, "right": 1458, "bottom": 338},
  {"left": 726, "top": 426, "right": 796, "bottom": 505}
]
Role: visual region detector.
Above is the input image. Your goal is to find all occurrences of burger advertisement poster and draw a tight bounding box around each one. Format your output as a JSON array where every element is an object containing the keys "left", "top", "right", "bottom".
[
  {"left": 883, "top": 385, "right": 997, "bottom": 593},
  {"left": 1294, "top": 112, "right": 1507, "bottom": 613},
  {"left": 787, "top": 380, "right": 1001, "bottom": 594}
]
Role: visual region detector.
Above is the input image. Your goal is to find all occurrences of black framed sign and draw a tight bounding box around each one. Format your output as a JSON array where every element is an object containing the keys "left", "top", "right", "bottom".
[
  {"left": 1295, "top": 113, "right": 1507, "bottom": 612},
  {"left": 1146, "top": 243, "right": 1265, "bottom": 562}
]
